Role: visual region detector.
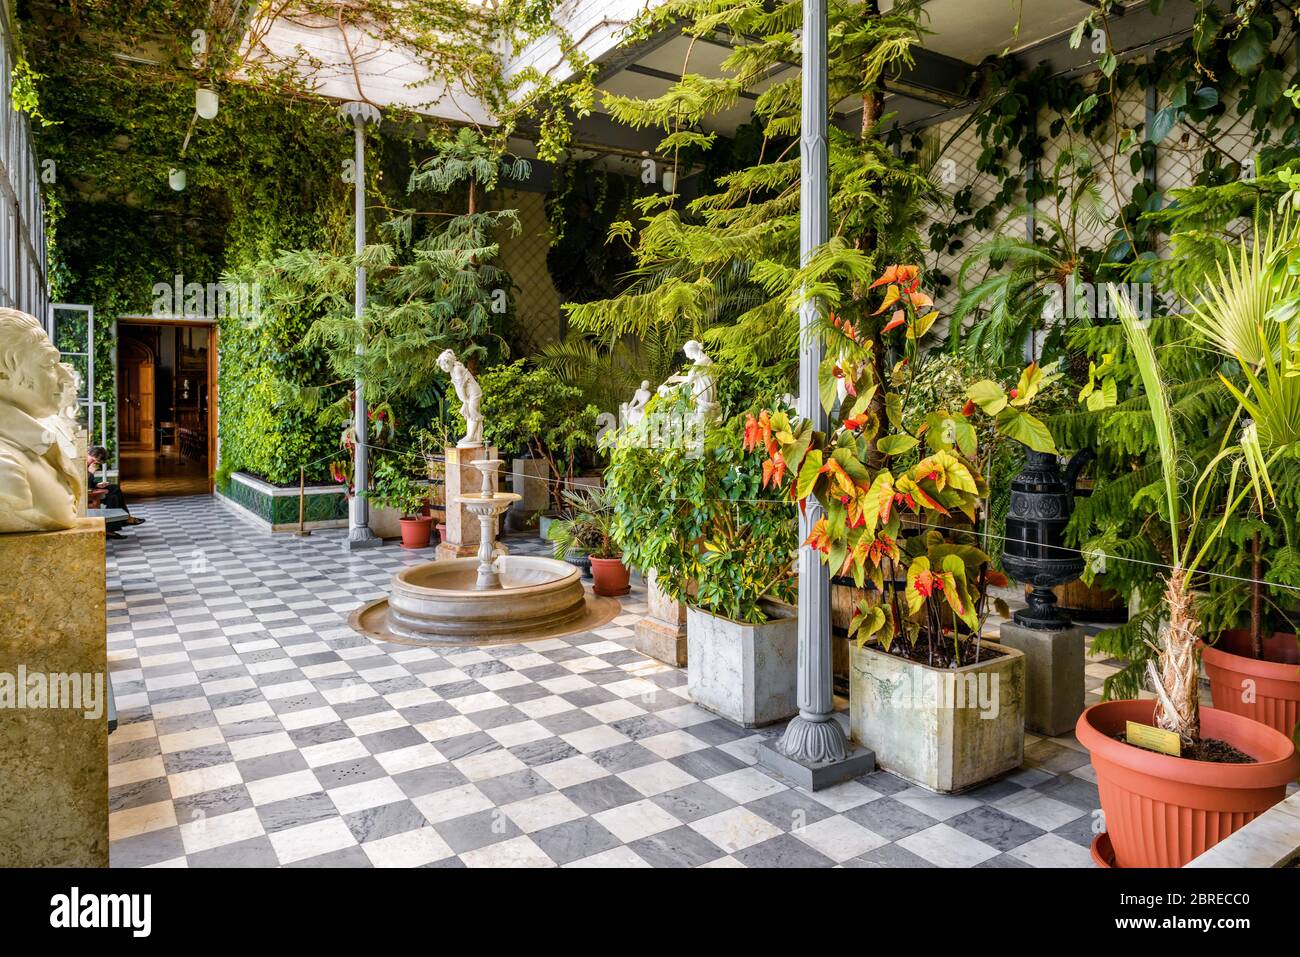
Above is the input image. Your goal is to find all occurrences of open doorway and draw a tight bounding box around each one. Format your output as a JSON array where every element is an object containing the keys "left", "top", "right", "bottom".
[{"left": 116, "top": 320, "right": 215, "bottom": 499}]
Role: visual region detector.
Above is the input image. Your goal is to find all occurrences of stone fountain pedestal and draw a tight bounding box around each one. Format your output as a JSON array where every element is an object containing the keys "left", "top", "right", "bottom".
[{"left": 436, "top": 445, "right": 500, "bottom": 560}]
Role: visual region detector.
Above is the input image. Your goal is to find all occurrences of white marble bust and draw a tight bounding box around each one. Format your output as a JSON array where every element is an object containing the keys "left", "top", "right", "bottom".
[
  {"left": 0, "top": 309, "right": 82, "bottom": 532},
  {"left": 437, "top": 349, "right": 484, "bottom": 448}
]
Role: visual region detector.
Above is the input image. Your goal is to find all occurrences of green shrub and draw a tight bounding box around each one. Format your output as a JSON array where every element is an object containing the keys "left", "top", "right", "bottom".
[{"left": 606, "top": 408, "right": 797, "bottom": 624}]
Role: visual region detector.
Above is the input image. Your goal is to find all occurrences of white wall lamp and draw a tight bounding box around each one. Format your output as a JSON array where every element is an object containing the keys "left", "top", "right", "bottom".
[
  {"left": 196, "top": 87, "right": 219, "bottom": 120},
  {"left": 168, "top": 168, "right": 187, "bottom": 191}
]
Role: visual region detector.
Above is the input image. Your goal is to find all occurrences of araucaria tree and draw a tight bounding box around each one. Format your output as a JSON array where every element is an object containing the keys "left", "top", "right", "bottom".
[
  {"left": 557, "top": 0, "right": 936, "bottom": 387},
  {"left": 236, "top": 128, "right": 529, "bottom": 418}
]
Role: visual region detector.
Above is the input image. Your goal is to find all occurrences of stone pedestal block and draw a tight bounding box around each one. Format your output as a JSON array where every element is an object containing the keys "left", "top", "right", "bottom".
[
  {"left": 0, "top": 519, "right": 109, "bottom": 866},
  {"left": 436, "top": 445, "right": 499, "bottom": 560},
  {"left": 509, "top": 457, "right": 551, "bottom": 529},
  {"left": 631, "top": 569, "right": 687, "bottom": 666},
  {"left": 997, "top": 620, "right": 1085, "bottom": 737}
]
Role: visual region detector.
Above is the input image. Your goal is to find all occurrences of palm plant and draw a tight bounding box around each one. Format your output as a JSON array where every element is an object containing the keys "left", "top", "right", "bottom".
[
  {"left": 547, "top": 486, "right": 621, "bottom": 560},
  {"left": 1115, "top": 293, "right": 1276, "bottom": 745}
]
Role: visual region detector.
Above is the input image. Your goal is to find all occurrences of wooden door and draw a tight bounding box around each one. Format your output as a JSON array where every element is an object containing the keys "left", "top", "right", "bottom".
[{"left": 137, "top": 360, "right": 155, "bottom": 449}]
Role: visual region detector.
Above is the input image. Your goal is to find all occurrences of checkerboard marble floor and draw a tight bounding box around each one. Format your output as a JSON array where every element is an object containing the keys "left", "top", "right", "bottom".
[{"left": 105, "top": 494, "right": 1118, "bottom": 869}]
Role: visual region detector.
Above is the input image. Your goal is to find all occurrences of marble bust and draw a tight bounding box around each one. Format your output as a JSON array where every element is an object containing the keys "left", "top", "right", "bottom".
[
  {"left": 0, "top": 308, "right": 82, "bottom": 532},
  {"left": 657, "top": 339, "right": 720, "bottom": 426},
  {"left": 437, "top": 349, "right": 484, "bottom": 448}
]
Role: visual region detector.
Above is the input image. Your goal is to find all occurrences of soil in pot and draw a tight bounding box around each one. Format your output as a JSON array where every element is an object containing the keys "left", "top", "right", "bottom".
[
  {"left": 1203, "top": 629, "right": 1300, "bottom": 738},
  {"left": 399, "top": 516, "right": 433, "bottom": 549},
  {"left": 1076, "top": 699, "right": 1300, "bottom": 868},
  {"left": 589, "top": 557, "right": 630, "bottom": 597},
  {"left": 875, "top": 632, "right": 1006, "bottom": 669},
  {"left": 1113, "top": 732, "right": 1255, "bottom": 763}
]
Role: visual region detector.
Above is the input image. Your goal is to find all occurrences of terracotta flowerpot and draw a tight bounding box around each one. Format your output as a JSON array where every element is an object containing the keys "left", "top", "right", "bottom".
[
  {"left": 1203, "top": 630, "right": 1300, "bottom": 739},
  {"left": 435, "top": 522, "right": 447, "bottom": 545},
  {"left": 1075, "top": 699, "right": 1300, "bottom": 868},
  {"left": 589, "top": 557, "right": 631, "bottom": 597},
  {"left": 398, "top": 515, "right": 433, "bottom": 549}
]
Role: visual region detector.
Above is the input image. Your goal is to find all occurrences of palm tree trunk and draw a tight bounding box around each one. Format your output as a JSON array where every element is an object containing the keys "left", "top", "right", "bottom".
[{"left": 1148, "top": 569, "right": 1201, "bottom": 746}]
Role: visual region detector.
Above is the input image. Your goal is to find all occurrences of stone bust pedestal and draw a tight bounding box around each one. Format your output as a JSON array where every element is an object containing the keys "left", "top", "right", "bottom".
[{"left": 0, "top": 518, "right": 108, "bottom": 866}]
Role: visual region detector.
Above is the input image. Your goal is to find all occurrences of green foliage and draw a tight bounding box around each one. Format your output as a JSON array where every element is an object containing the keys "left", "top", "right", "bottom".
[
  {"left": 561, "top": 0, "right": 934, "bottom": 380},
  {"left": 606, "top": 412, "right": 798, "bottom": 624},
  {"left": 454, "top": 360, "right": 599, "bottom": 512},
  {"left": 368, "top": 458, "right": 430, "bottom": 517}
]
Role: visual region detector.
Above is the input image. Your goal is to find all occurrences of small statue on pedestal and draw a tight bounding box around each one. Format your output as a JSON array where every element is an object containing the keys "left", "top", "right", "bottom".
[
  {"left": 0, "top": 309, "right": 82, "bottom": 532},
  {"left": 437, "top": 349, "right": 484, "bottom": 448}
]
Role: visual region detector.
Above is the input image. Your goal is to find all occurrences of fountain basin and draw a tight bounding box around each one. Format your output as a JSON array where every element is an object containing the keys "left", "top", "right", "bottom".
[{"left": 385, "top": 555, "right": 587, "bottom": 641}]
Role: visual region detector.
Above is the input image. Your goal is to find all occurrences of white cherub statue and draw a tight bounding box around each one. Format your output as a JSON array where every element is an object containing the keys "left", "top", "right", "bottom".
[
  {"left": 622, "top": 379, "right": 652, "bottom": 427},
  {"left": 0, "top": 308, "right": 82, "bottom": 532},
  {"left": 437, "top": 349, "right": 484, "bottom": 448},
  {"left": 657, "top": 339, "right": 719, "bottom": 426}
]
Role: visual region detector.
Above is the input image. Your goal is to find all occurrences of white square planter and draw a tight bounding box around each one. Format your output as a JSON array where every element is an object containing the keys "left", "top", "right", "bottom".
[
  {"left": 686, "top": 602, "right": 797, "bottom": 728},
  {"left": 849, "top": 640, "right": 1024, "bottom": 793}
]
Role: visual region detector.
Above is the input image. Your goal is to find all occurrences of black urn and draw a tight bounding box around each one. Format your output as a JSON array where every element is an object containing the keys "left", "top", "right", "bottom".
[{"left": 1001, "top": 448, "right": 1093, "bottom": 629}]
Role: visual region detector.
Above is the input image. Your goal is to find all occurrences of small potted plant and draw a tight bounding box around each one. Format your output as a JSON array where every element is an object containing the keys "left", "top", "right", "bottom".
[
  {"left": 547, "top": 487, "right": 630, "bottom": 595},
  {"left": 370, "top": 459, "right": 433, "bottom": 549},
  {"left": 1073, "top": 297, "right": 1300, "bottom": 868}
]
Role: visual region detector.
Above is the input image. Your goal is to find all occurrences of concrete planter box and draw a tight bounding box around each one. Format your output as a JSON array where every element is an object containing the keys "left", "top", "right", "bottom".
[
  {"left": 849, "top": 640, "right": 1025, "bottom": 793},
  {"left": 686, "top": 601, "right": 797, "bottom": 728}
]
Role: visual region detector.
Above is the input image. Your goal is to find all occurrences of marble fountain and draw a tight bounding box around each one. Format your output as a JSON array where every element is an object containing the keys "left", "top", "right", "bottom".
[{"left": 351, "top": 456, "right": 617, "bottom": 646}]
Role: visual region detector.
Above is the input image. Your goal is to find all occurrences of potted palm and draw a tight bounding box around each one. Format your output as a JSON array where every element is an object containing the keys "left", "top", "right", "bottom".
[
  {"left": 1181, "top": 218, "right": 1300, "bottom": 740},
  {"left": 547, "top": 487, "right": 630, "bottom": 596},
  {"left": 370, "top": 459, "right": 433, "bottom": 550},
  {"left": 755, "top": 266, "right": 1052, "bottom": 791},
  {"left": 1074, "top": 295, "right": 1300, "bottom": 868}
]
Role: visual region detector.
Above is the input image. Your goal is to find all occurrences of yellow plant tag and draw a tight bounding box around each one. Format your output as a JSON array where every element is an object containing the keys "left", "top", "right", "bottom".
[{"left": 1126, "top": 721, "right": 1181, "bottom": 757}]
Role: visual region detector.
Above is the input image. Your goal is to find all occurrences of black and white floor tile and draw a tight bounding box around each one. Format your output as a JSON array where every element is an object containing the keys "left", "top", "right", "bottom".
[{"left": 105, "top": 495, "right": 1114, "bottom": 868}]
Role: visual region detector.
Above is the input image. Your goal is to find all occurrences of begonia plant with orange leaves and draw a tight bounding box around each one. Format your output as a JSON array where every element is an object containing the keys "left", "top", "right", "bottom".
[{"left": 745, "top": 265, "right": 1060, "bottom": 666}]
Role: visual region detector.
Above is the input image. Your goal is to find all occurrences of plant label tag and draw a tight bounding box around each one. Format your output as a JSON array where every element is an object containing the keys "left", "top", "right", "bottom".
[{"left": 1126, "top": 721, "right": 1181, "bottom": 757}]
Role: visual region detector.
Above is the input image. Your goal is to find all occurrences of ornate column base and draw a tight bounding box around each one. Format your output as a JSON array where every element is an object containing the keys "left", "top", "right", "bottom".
[
  {"left": 342, "top": 525, "right": 382, "bottom": 552},
  {"left": 757, "top": 712, "right": 874, "bottom": 792}
]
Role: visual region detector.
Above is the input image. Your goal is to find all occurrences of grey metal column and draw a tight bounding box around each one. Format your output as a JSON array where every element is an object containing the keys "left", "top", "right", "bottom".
[
  {"left": 757, "top": 0, "right": 873, "bottom": 790},
  {"left": 341, "top": 101, "right": 382, "bottom": 552}
]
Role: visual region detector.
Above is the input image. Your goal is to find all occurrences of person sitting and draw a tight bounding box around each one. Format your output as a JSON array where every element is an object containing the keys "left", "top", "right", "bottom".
[{"left": 87, "top": 446, "right": 144, "bottom": 538}]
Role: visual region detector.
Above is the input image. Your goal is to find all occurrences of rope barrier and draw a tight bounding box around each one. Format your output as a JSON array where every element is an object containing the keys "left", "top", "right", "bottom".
[{"left": 303, "top": 447, "right": 1299, "bottom": 594}]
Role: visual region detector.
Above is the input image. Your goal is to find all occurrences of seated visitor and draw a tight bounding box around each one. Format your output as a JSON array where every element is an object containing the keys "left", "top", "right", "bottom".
[{"left": 87, "top": 446, "right": 144, "bottom": 538}]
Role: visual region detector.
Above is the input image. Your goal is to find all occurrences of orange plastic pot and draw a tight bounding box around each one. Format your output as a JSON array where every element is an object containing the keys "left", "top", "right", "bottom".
[
  {"left": 589, "top": 557, "right": 630, "bottom": 597},
  {"left": 399, "top": 515, "right": 433, "bottom": 550},
  {"left": 1202, "top": 631, "right": 1300, "bottom": 739},
  {"left": 1076, "top": 699, "right": 1300, "bottom": 868}
]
